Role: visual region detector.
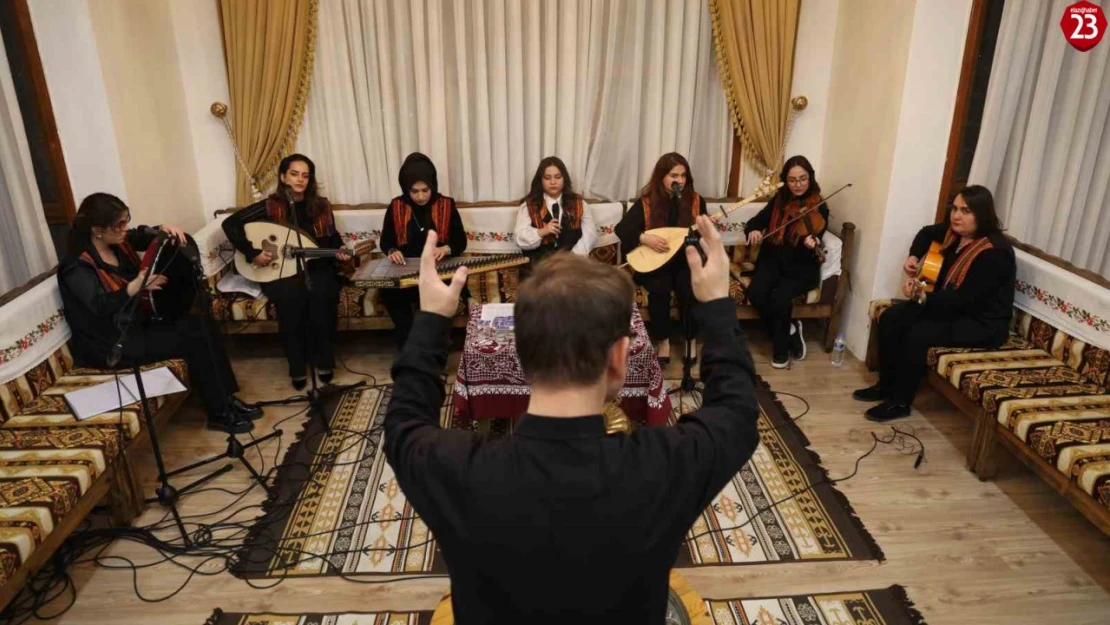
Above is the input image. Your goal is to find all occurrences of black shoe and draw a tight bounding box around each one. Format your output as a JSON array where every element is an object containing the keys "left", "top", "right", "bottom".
[
  {"left": 852, "top": 384, "right": 887, "bottom": 403},
  {"left": 318, "top": 370, "right": 334, "bottom": 385},
  {"left": 771, "top": 352, "right": 790, "bottom": 369},
  {"left": 230, "top": 396, "right": 263, "bottom": 420},
  {"left": 207, "top": 413, "right": 255, "bottom": 434},
  {"left": 291, "top": 377, "right": 307, "bottom": 391},
  {"left": 789, "top": 321, "right": 806, "bottom": 361},
  {"left": 865, "top": 401, "right": 912, "bottom": 423}
]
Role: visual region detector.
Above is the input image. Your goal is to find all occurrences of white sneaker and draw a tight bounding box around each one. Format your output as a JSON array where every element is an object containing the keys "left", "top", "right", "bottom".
[{"left": 790, "top": 320, "right": 807, "bottom": 361}]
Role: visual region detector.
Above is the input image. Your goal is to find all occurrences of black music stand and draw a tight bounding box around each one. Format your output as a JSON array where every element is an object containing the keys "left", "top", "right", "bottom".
[{"left": 251, "top": 191, "right": 364, "bottom": 432}]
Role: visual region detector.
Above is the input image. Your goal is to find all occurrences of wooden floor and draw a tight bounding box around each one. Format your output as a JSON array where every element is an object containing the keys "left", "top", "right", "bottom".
[{"left": 33, "top": 325, "right": 1110, "bottom": 624}]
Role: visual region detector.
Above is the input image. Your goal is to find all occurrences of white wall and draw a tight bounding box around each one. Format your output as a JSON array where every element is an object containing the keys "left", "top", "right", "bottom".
[
  {"left": 168, "top": 0, "right": 237, "bottom": 220},
  {"left": 28, "top": 0, "right": 128, "bottom": 205},
  {"left": 30, "top": 0, "right": 234, "bottom": 230},
  {"left": 825, "top": 0, "right": 973, "bottom": 358},
  {"left": 873, "top": 0, "right": 973, "bottom": 302},
  {"left": 784, "top": 0, "right": 839, "bottom": 174}
]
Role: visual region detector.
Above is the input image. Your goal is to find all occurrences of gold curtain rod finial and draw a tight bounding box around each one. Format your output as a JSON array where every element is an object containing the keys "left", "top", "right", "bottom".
[
  {"left": 210, "top": 102, "right": 228, "bottom": 118},
  {"left": 791, "top": 96, "right": 808, "bottom": 111}
]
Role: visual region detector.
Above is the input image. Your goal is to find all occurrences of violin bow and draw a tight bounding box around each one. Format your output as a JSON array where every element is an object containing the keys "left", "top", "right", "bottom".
[{"left": 761, "top": 182, "right": 853, "bottom": 239}]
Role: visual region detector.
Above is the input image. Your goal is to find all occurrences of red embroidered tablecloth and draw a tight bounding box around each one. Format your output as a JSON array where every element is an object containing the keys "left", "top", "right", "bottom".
[{"left": 453, "top": 304, "right": 671, "bottom": 426}]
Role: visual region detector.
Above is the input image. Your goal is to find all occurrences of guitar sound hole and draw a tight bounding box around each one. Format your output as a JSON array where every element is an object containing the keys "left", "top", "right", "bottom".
[{"left": 269, "top": 235, "right": 277, "bottom": 242}]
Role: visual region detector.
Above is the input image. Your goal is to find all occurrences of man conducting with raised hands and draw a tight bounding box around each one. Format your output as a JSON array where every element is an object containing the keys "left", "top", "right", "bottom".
[{"left": 384, "top": 215, "right": 761, "bottom": 624}]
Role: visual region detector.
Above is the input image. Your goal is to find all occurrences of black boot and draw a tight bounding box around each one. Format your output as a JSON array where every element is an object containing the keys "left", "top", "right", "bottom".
[
  {"left": 865, "top": 401, "right": 911, "bottom": 423},
  {"left": 229, "top": 396, "right": 263, "bottom": 420},
  {"left": 207, "top": 412, "right": 255, "bottom": 434},
  {"left": 852, "top": 384, "right": 887, "bottom": 403}
]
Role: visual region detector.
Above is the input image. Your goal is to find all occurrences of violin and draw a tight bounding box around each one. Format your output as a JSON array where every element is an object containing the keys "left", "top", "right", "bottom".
[
  {"left": 789, "top": 194, "right": 828, "bottom": 263},
  {"left": 759, "top": 183, "right": 852, "bottom": 263}
]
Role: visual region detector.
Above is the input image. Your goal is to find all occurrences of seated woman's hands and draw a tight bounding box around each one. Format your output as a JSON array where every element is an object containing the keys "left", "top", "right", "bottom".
[
  {"left": 127, "top": 269, "right": 167, "bottom": 297},
  {"left": 804, "top": 234, "right": 819, "bottom": 249},
  {"left": 639, "top": 233, "right": 669, "bottom": 253},
  {"left": 903, "top": 255, "right": 920, "bottom": 277},
  {"left": 159, "top": 225, "right": 188, "bottom": 245},
  {"left": 746, "top": 230, "right": 763, "bottom": 247}
]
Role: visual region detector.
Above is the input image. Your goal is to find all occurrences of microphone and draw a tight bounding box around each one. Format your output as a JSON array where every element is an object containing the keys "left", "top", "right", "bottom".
[
  {"left": 284, "top": 186, "right": 296, "bottom": 206},
  {"left": 671, "top": 182, "right": 683, "bottom": 201}
]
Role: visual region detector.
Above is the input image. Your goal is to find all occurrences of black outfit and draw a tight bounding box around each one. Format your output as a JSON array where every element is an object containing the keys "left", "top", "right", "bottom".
[
  {"left": 379, "top": 153, "right": 468, "bottom": 349},
  {"left": 877, "top": 224, "right": 1015, "bottom": 404},
  {"left": 222, "top": 199, "right": 342, "bottom": 378},
  {"left": 58, "top": 231, "right": 240, "bottom": 421},
  {"left": 615, "top": 196, "right": 708, "bottom": 340},
  {"left": 384, "top": 298, "right": 760, "bottom": 624},
  {"left": 743, "top": 196, "right": 828, "bottom": 360},
  {"left": 521, "top": 198, "right": 584, "bottom": 267}
]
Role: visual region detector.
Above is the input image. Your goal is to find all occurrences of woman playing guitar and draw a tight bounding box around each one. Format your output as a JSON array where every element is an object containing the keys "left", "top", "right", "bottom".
[
  {"left": 58, "top": 193, "right": 260, "bottom": 434},
  {"left": 222, "top": 154, "right": 350, "bottom": 390},
  {"left": 854, "top": 185, "right": 1016, "bottom": 422},
  {"left": 744, "top": 155, "right": 828, "bottom": 369}
]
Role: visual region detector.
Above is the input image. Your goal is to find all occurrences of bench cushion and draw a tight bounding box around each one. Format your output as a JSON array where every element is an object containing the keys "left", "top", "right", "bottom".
[
  {"left": 0, "top": 342, "right": 188, "bottom": 589},
  {"left": 869, "top": 299, "right": 1110, "bottom": 514},
  {"left": 997, "top": 393, "right": 1110, "bottom": 512}
]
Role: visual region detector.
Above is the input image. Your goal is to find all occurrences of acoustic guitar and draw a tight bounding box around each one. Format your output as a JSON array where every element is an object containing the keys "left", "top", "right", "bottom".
[
  {"left": 624, "top": 179, "right": 782, "bottom": 274},
  {"left": 233, "top": 222, "right": 375, "bottom": 283},
  {"left": 908, "top": 240, "right": 945, "bottom": 303}
]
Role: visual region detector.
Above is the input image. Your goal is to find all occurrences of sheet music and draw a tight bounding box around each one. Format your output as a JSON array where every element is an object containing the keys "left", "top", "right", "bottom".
[
  {"left": 65, "top": 367, "right": 188, "bottom": 421},
  {"left": 218, "top": 272, "right": 263, "bottom": 298}
]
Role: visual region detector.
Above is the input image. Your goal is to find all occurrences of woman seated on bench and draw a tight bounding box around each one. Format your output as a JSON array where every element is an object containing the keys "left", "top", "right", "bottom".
[
  {"left": 58, "top": 193, "right": 261, "bottom": 434},
  {"left": 854, "top": 185, "right": 1015, "bottom": 422}
]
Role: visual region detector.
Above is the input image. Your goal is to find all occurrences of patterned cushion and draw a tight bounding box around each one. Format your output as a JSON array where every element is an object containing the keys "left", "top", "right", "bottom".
[
  {"left": 0, "top": 343, "right": 190, "bottom": 590},
  {"left": 869, "top": 299, "right": 895, "bottom": 322},
  {"left": 997, "top": 394, "right": 1110, "bottom": 512},
  {"left": 0, "top": 423, "right": 128, "bottom": 589},
  {"left": 1014, "top": 310, "right": 1110, "bottom": 389}
]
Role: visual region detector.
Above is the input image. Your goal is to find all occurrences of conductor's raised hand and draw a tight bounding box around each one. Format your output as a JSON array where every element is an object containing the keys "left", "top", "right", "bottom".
[
  {"left": 685, "top": 215, "right": 729, "bottom": 303},
  {"left": 419, "top": 231, "right": 468, "bottom": 318}
]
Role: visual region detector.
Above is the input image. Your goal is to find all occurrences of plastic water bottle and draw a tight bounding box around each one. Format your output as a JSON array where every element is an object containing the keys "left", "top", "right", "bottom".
[{"left": 831, "top": 334, "right": 846, "bottom": 367}]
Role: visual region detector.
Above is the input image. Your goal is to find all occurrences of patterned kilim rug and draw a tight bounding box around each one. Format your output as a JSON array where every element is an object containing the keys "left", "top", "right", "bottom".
[
  {"left": 201, "top": 585, "right": 927, "bottom": 625},
  {"left": 232, "top": 379, "right": 881, "bottom": 578}
]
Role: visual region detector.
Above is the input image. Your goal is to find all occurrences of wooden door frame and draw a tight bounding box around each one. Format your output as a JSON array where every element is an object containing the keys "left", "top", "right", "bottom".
[
  {"left": 935, "top": 0, "right": 991, "bottom": 223},
  {"left": 0, "top": 0, "right": 76, "bottom": 224}
]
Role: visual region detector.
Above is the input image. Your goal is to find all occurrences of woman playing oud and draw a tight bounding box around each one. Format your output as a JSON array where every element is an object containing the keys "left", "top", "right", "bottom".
[
  {"left": 615, "top": 152, "right": 708, "bottom": 364},
  {"left": 223, "top": 154, "right": 350, "bottom": 390}
]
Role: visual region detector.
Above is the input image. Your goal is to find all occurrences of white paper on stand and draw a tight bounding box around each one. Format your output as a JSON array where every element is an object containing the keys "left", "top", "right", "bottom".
[
  {"left": 217, "top": 272, "right": 263, "bottom": 298},
  {"left": 64, "top": 367, "right": 188, "bottom": 421},
  {"left": 480, "top": 303, "right": 515, "bottom": 322}
]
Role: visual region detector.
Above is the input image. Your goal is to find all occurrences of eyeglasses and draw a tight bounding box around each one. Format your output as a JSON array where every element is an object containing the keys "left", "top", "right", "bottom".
[
  {"left": 787, "top": 176, "right": 809, "bottom": 185},
  {"left": 112, "top": 217, "right": 131, "bottom": 231}
]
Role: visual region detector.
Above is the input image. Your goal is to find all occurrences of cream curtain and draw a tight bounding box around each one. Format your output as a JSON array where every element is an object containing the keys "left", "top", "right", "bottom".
[
  {"left": 297, "top": 0, "right": 731, "bottom": 204},
  {"left": 709, "top": 0, "right": 800, "bottom": 176},
  {"left": 220, "top": 0, "right": 318, "bottom": 205},
  {"left": 0, "top": 28, "right": 56, "bottom": 293},
  {"left": 969, "top": 0, "right": 1110, "bottom": 277}
]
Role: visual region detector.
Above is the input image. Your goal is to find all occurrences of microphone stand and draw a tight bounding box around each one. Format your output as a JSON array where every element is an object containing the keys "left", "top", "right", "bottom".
[
  {"left": 252, "top": 190, "right": 364, "bottom": 432},
  {"left": 155, "top": 236, "right": 281, "bottom": 495},
  {"left": 108, "top": 239, "right": 226, "bottom": 548},
  {"left": 665, "top": 185, "right": 704, "bottom": 407}
]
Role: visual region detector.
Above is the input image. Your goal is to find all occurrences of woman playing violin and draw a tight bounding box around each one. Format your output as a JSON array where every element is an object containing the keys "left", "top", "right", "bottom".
[
  {"left": 743, "top": 155, "right": 828, "bottom": 368},
  {"left": 854, "top": 185, "right": 1015, "bottom": 422}
]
